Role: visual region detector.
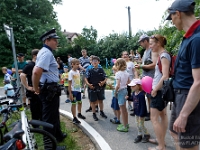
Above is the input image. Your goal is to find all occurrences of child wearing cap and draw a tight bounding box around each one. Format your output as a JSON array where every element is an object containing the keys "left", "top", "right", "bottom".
[
  {"left": 4, "top": 80, "right": 15, "bottom": 98},
  {"left": 128, "top": 79, "right": 150, "bottom": 143},
  {"left": 61, "top": 66, "right": 70, "bottom": 103}
]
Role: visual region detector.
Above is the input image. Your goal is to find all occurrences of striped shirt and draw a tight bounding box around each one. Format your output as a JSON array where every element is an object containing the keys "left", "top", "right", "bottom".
[{"left": 79, "top": 56, "right": 90, "bottom": 73}]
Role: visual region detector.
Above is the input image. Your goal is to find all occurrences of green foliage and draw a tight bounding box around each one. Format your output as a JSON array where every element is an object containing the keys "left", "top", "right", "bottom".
[{"left": 0, "top": 0, "right": 67, "bottom": 68}]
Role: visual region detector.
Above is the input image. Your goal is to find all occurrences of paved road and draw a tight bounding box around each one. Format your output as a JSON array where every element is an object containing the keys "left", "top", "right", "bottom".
[
  {"left": 0, "top": 88, "right": 175, "bottom": 150},
  {"left": 59, "top": 90, "right": 175, "bottom": 150}
]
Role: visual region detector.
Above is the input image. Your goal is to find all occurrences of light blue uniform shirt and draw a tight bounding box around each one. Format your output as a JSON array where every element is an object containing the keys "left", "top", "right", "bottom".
[
  {"left": 4, "top": 84, "right": 15, "bottom": 97},
  {"left": 36, "top": 45, "right": 59, "bottom": 83}
]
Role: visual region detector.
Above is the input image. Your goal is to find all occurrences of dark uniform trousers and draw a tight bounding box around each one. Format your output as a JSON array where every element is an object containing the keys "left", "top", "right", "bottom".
[
  {"left": 39, "top": 93, "right": 63, "bottom": 139},
  {"left": 28, "top": 93, "right": 42, "bottom": 121}
]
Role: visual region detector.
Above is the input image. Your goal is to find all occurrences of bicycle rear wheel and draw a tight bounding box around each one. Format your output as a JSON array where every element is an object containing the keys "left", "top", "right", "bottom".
[{"left": 30, "top": 128, "right": 57, "bottom": 150}]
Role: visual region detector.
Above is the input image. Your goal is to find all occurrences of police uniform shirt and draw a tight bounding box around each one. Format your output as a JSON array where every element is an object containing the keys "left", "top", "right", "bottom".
[{"left": 35, "top": 45, "right": 59, "bottom": 83}]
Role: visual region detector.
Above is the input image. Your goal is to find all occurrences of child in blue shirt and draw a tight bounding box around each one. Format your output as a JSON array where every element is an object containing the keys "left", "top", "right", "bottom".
[
  {"left": 128, "top": 79, "right": 150, "bottom": 143},
  {"left": 4, "top": 80, "right": 15, "bottom": 98},
  {"left": 108, "top": 65, "right": 120, "bottom": 124}
]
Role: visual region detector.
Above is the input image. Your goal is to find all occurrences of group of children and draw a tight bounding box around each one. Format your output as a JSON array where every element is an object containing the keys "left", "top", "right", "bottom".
[
  {"left": 60, "top": 56, "right": 150, "bottom": 144},
  {"left": 60, "top": 56, "right": 107, "bottom": 124}
]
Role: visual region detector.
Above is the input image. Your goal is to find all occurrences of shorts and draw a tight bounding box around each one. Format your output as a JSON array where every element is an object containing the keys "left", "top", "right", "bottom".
[
  {"left": 150, "top": 90, "right": 166, "bottom": 111},
  {"left": 169, "top": 89, "right": 200, "bottom": 148},
  {"left": 111, "top": 97, "right": 120, "bottom": 110},
  {"left": 89, "top": 89, "right": 105, "bottom": 102},
  {"left": 117, "top": 88, "right": 127, "bottom": 106},
  {"left": 71, "top": 91, "right": 81, "bottom": 104}
]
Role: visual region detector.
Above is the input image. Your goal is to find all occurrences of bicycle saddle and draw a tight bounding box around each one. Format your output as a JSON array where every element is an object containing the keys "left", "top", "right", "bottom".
[{"left": 3, "top": 121, "right": 24, "bottom": 141}]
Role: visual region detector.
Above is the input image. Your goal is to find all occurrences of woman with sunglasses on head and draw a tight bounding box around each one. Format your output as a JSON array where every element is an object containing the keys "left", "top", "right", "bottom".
[{"left": 148, "top": 34, "right": 171, "bottom": 150}]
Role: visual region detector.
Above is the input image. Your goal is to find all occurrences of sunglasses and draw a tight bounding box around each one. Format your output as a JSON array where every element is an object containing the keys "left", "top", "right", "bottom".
[{"left": 150, "top": 35, "right": 159, "bottom": 41}]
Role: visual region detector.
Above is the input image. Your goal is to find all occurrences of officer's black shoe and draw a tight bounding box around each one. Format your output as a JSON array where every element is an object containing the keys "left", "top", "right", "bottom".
[
  {"left": 57, "top": 133, "right": 67, "bottom": 143},
  {"left": 78, "top": 113, "right": 86, "bottom": 119},
  {"left": 85, "top": 107, "right": 92, "bottom": 112},
  {"left": 93, "top": 113, "right": 98, "bottom": 121},
  {"left": 56, "top": 145, "right": 66, "bottom": 150},
  {"left": 100, "top": 111, "right": 107, "bottom": 119},
  {"left": 134, "top": 135, "right": 142, "bottom": 143}
]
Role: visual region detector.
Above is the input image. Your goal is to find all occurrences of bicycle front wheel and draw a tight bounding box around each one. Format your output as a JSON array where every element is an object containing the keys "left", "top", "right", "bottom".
[{"left": 30, "top": 128, "right": 57, "bottom": 150}]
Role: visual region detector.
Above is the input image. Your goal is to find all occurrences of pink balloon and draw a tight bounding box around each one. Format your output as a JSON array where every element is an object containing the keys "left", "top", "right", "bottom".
[{"left": 141, "top": 76, "right": 153, "bottom": 94}]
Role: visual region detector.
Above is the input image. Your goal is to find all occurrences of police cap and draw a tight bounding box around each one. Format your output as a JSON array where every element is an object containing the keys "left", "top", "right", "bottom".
[{"left": 39, "top": 28, "right": 60, "bottom": 41}]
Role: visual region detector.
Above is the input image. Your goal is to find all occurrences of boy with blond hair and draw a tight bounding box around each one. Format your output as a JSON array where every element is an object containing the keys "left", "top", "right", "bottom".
[{"left": 68, "top": 59, "right": 86, "bottom": 124}]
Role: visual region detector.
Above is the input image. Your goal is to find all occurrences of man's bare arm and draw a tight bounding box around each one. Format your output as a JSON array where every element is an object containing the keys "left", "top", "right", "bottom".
[
  {"left": 20, "top": 73, "right": 34, "bottom": 91},
  {"left": 32, "top": 66, "right": 43, "bottom": 93}
]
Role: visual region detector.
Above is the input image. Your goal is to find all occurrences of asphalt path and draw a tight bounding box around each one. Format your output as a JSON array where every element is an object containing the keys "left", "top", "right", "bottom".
[
  {"left": 0, "top": 88, "right": 175, "bottom": 150},
  {"left": 59, "top": 90, "right": 175, "bottom": 150}
]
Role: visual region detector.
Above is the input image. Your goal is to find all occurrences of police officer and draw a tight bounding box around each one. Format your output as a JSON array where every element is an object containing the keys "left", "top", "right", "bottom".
[{"left": 32, "top": 29, "right": 67, "bottom": 145}]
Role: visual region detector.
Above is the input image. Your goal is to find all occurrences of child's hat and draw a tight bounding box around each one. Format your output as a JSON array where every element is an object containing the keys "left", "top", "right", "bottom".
[
  {"left": 63, "top": 66, "right": 68, "bottom": 68},
  {"left": 128, "top": 79, "right": 141, "bottom": 86},
  {"left": 4, "top": 80, "right": 10, "bottom": 84}
]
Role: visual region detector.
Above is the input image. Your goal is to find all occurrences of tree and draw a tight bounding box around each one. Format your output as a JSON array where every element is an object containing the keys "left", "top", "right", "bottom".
[{"left": 0, "top": 0, "right": 66, "bottom": 68}]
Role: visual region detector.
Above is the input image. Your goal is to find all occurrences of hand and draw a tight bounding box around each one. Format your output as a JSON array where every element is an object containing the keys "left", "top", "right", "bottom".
[
  {"left": 99, "top": 81, "right": 105, "bottom": 87},
  {"left": 27, "top": 86, "right": 34, "bottom": 92},
  {"left": 173, "top": 115, "right": 188, "bottom": 133},
  {"left": 88, "top": 84, "right": 94, "bottom": 89},
  {"left": 134, "top": 64, "right": 140, "bottom": 69},
  {"left": 125, "top": 96, "right": 129, "bottom": 100},
  {"left": 33, "top": 87, "right": 40, "bottom": 95},
  {"left": 114, "top": 92, "right": 117, "bottom": 98},
  {"left": 151, "top": 89, "right": 157, "bottom": 97}
]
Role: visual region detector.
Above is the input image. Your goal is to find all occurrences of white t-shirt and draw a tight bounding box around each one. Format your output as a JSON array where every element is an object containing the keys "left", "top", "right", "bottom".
[
  {"left": 126, "top": 61, "right": 135, "bottom": 80},
  {"left": 115, "top": 70, "right": 129, "bottom": 91},
  {"left": 68, "top": 70, "right": 81, "bottom": 92},
  {"left": 152, "top": 52, "right": 171, "bottom": 90}
]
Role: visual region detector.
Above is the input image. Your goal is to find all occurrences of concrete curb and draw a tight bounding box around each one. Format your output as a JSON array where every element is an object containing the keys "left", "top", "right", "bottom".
[{"left": 59, "top": 109, "right": 112, "bottom": 150}]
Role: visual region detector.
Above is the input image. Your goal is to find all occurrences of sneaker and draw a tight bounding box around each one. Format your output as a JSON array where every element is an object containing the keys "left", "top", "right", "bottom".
[
  {"left": 117, "top": 125, "right": 128, "bottom": 132},
  {"left": 110, "top": 118, "right": 121, "bottom": 124},
  {"left": 100, "top": 111, "right": 107, "bottom": 118},
  {"left": 85, "top": 107, "right": 92, "bottom": 112},
  {"left": 93, "top": 113, "right": 98, "bottom": 121},
  {"left": 118, "top": 124, "right": 129, "bottom": 129},
  {"left": 73, "top": 117, "right": 81, "bottom": 124},
  {"left": 65, "top": 99, "right": 71, "bottom": 103},
  {"left": 82, "top": 95, "right": 86, "bottom": 99},
  {"left": 130, "top": 112, "right": 135, "bottom": 116},
  {"left": 78, "top": 113, "right": 86, "bottom": 119},
  {"left": 95, "top": 106, "right": 99, "bottom": 112},
  {"left": 134, "top": 135, "right": 142, "bottom": 143},
  {"left": 128, "top": 104, "right": 133, "bottom": 111},
  {"left": 141, "top": 134, "right": 150, "bottom": 143}
]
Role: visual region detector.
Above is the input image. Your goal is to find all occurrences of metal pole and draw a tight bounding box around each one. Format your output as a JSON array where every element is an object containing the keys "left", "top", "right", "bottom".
[
  {"left": 127, "top": 6, "right": 132, "bottom": 38},
  {"left": 10, "top": 28, "right": 20, "bottom": 89}
]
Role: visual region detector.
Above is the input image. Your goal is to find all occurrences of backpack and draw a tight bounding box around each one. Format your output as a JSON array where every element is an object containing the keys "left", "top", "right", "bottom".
[{"left": 157, "top": 51, "right": 177, "bottom": 77}]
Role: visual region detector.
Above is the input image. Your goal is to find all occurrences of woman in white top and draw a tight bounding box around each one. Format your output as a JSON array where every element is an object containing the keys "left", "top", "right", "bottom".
[
  {"left": 122, "top": 51, "right": 138, "bottom": 112},
  {"left": 148, "top": 34, "right": 171, "bottom": 150}
]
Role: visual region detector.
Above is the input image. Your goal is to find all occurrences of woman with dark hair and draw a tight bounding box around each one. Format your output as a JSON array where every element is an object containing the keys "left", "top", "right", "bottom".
[
  {"left": 57, "top": 57, "right": 64, "bottom": 76},
  {"left": 148, "top": 34, "right": 170, "bottom": 150}
]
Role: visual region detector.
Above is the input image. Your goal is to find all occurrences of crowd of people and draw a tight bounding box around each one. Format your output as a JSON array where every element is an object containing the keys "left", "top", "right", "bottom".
[{"left": 1, "top": 0, "right": 200, "bottom": 150}]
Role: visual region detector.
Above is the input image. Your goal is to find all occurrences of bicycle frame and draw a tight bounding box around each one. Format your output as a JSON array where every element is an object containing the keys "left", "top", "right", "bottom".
[{"left": 21, "top": 110, "right": 36, "bottom": 150}]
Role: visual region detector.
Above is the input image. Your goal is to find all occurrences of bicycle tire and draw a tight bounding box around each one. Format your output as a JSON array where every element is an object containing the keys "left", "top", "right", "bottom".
[{"left": 29, "top": 128, "right": 57, "bottom": 150}]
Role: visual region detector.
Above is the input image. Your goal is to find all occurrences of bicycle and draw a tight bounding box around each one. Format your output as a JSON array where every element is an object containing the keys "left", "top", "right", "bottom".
[{"left": 0, "top": 103, "right": 57, "bottom": 150}]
